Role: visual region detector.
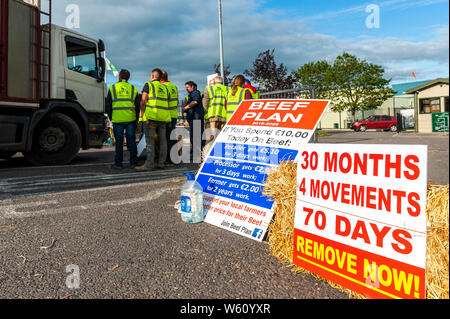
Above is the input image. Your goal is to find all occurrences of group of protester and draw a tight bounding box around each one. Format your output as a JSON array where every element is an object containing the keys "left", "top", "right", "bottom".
[{"left": 106, "top": 68, "right": 259, "bottom": 171}]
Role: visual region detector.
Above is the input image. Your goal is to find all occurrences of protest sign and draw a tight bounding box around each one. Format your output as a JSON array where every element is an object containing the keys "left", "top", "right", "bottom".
[
  {"left": 293, "top": 144, "right": 427, "bottom": 299},
  {"left": 196, "top": 99, "right": 330, "bottom": 241}
]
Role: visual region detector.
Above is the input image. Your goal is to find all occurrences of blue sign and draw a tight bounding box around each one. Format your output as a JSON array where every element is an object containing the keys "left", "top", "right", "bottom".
[
  {"left": 201, "top": 158, "right": 271, "bottom": 184},
  {"left": 209, "top": 142, "right": 298, "bottom": 165},
  {"left": 196, "top": 173, "right": 274, "bottom": 210}
]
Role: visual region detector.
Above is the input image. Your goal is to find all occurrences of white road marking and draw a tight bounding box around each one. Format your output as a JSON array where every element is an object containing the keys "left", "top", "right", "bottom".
[
  {"left": 1, "top": 162, "right": 113, "bottom": 172},
  {"left": 0, "top": 182, "right": 179, "bottom": 220},
  {"left": 0, "top": 200, "right": 59, "bottom": 219},
  {"left": 0, "top": 167, "right": 192, "bottom": 196}
]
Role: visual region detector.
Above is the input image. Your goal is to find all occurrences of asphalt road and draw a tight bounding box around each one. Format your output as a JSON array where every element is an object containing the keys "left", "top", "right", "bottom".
[
  {"left": 0, "top": 147, "right": 347, "bottom": 300},
  {"left": 0, "top": 130, "right": 448, "bottom": 300},
  {"left": 1, "top": 176, "right": 346, "bottom": 299}
]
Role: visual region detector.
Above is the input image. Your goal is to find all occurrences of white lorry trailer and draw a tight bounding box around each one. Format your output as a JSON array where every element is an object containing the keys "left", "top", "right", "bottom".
[{"left": 0, "top": 0, "right": 107, "bottom": 165}]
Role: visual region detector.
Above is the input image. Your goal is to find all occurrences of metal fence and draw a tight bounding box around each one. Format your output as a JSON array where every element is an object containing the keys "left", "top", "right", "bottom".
[
  {"left": 260, "top": 87, "right": 315, "bottom": 99},
  {"left": 259, "top": 87, "right": 319, "bottom": 142}
]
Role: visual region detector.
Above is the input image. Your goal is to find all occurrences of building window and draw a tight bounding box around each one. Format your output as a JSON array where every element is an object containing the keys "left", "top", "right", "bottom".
[
  {"left": 445, "top": 97, "right": 449, "bottom": 112},
  {"left": 420, "top": 98, "right": 440, "bottom": 114}
]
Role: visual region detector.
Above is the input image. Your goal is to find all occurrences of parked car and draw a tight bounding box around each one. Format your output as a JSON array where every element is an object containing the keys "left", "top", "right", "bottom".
[{"left": 351, "top": 115, "right": 397, "bottom": 132}]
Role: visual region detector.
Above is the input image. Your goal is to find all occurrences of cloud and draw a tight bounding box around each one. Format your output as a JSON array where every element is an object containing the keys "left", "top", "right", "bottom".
[
  {"left": 341, "top": 28, "right": 449, "bottom": 64},
  {"left": 52, "top": 0, "right": 448, "bottom": 92},
  {"left": 338, "top": 24, "right": 449, "bottom": 81},
  {"left": 307, "top": 0, "right": 448, "bottom": 20}
]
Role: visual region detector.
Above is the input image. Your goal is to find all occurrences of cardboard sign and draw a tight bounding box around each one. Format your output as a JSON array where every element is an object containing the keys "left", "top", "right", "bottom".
[
  {"left": 196, "top": 99, "right": 330, "bottom": 241},
  {"left": 293, "top": 144, "right": 427, "bottom": 299},
  {"left": 207, "top": 74, "right": 219, "bottom": 86}
]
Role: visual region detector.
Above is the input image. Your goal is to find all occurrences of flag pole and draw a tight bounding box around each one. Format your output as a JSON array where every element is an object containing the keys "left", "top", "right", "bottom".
[{"left": 104, "top": 52, "right": 108, "bottom": 84}]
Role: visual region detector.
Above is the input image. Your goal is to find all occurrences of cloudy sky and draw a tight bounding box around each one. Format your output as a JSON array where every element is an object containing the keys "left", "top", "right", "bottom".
[{"left": 51, "top": 0, "right": 449, "bottom": 96}]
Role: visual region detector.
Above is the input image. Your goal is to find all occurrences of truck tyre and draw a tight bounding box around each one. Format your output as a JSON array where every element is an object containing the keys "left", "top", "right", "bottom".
[
  {"left": 0, "top": 151, "right": 17, "bottom": 160},
  {"left": 24, "top": 112, "right": 82, "bottom": 166}
]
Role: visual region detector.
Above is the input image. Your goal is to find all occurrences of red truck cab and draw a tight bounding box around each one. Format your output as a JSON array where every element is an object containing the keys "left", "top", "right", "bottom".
[{"left": 0, "top": 0, "right": 107, "bottom": 165}]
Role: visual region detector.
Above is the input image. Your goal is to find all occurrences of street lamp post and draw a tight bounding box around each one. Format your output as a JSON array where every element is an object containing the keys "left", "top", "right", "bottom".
[{"left": 218, "top": 0, "right": 225, "bottom": 82}]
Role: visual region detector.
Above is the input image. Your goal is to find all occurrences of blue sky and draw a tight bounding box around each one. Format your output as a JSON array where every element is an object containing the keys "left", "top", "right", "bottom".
[
  {"left": 53, "top": 0, "right": 449, "bottom": 95},
  {"left": 260, "top": 0, "right": 448, "bottom": 38}
]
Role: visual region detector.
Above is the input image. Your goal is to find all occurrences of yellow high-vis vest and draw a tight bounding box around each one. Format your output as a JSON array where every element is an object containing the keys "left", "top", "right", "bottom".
[
  {"left": 110, "top": 81, "right": 138, "bottom": 123},
  {"left": 139, "top": 112, "right": 148, "bottom": 122},
  {"left": 226, "top": 87, "right": 250, "bottom": 122},
  {"left": 163, "top": 81, "right": 179, "bottom": 119},
  {"left": 205, "top": 84, "right": 228, "bottom": 120},
  {"left": 251, "top": 90, "right": 260, "bottom": 99},
  {"left": 144, "top": 81, "right": 171, "bottom": 123}
]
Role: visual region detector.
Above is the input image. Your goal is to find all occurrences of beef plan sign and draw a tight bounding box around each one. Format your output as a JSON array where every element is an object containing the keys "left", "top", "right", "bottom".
[
  {"left": 196, "top": 99, "right": 330, "bottom": 241},
  {"left": 293, "top": 144, "right": 428, "bottom": 299}
]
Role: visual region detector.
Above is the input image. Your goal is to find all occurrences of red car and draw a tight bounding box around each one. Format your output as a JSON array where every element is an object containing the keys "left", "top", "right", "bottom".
[{"left": 351, "top": 115, "right": 397, "bottom": 132}]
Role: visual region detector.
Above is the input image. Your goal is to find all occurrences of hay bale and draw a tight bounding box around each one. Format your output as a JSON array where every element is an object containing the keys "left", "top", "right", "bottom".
[
  {"left": 263, "top": 161, "right": 297, "bottom": 265},
  {"left": 425, "top": 184, "right": 449, "bottom": 299},
  {"left": 263, "top": 160, "right": 449, "bottom": 299}
]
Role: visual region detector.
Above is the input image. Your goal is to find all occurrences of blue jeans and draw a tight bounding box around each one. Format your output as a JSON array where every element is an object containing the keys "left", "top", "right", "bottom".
[{"left": 113, "top": 122, "right": 137, "bottom": 167}]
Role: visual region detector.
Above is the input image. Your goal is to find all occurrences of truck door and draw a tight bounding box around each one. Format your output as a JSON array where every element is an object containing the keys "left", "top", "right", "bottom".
[{"left": 63, "top": 35, "right": 104, "bottom": 113}]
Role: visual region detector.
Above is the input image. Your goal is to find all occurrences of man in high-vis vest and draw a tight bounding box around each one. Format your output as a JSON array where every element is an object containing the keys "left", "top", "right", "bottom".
[
  {"left": 202, "top": 75, "right": 227, "bottom": 148},
  {"left": 135, "top": 68, "right": 171, "bottom": 171},
  {"left": 105, "top": 69, "right": 139, "bottom": 169},
  {"left": 161, "top": 70, "right": 178, "bottom": 165},
  {"left": 226, "top": 74, "right": 253, "bottom": 122}
]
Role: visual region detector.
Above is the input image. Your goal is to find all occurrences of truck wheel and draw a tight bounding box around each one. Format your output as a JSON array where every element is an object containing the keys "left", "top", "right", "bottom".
[
  {"left": 0, "top": 151, "right": 16, "bottom": 160},
  {"left": 24, "top": 112, "right": 82, "bottom": 166}
]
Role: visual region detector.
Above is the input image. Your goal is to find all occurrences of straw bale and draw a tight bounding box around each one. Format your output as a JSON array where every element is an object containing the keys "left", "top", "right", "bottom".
[
  {"left": 425, "top": 184, "right": 449, "bottom": 299},
  {"left": 263, "top": 161, "right": 449, "bottom": 299}
]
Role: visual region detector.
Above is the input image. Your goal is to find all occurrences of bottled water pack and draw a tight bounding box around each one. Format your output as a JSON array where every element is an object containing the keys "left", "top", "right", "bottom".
[{"left": 180, "top": 172, "right": 204, "bottom": 223}]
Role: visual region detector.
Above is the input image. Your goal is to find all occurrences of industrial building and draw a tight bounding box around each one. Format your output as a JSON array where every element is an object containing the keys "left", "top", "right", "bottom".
[{"left": 317, "top": 78, "right": 449, "bottom": 133}]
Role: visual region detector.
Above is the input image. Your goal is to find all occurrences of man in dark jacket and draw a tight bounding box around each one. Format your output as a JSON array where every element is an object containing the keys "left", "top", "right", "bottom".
[
  {"left": 183, "top": 81, "right": 205, "bottom": 162},
  {"left": 105, "top": 69, "right": 140, "bottom": 169}
]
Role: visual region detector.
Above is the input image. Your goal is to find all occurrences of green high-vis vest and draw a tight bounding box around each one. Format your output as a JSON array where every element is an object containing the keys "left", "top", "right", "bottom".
[
  {"left": 110, "top": 81, "right": 138, "bottom": 123},
  {"left": 205, "top": 84, "right": 228, "bottom": 120},
  {"left": 144, "top": 81, "right": 171, "bottom": 123},
  {"left": 226, "top": 87, "right": 250, "bottom": 122}
]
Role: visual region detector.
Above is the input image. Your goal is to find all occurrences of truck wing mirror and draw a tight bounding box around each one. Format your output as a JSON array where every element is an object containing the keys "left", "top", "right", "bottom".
[
  {"left": 97, "top": 57, "right": 106, "bottom": 83},
  {"left": 98, "top": 39, "right": 105, "bottom": 52}
]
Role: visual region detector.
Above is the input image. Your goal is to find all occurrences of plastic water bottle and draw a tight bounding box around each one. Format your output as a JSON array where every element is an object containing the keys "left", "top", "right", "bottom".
[{"left": 180, "top": 172, "right": 204, "bottom": 223}]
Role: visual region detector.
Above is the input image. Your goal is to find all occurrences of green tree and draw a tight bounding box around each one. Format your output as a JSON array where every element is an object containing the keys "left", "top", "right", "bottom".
[
  {"left": 294, "top": 60, "right": 333, "bottom": 99},
  {"left": 328, "top": 52, "right": 394, "bottom": 122}
]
